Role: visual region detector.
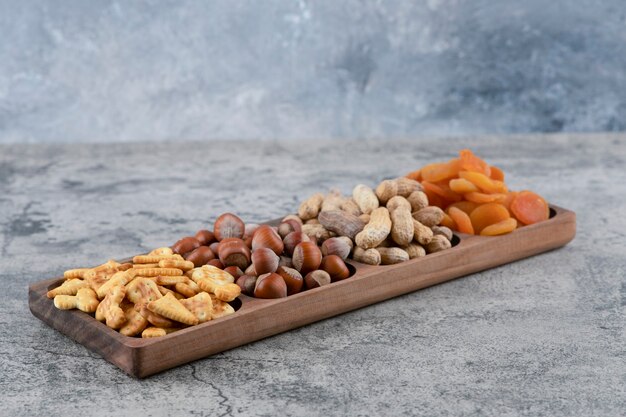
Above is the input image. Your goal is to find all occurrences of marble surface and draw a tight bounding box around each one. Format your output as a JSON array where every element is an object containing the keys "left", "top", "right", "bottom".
[
  {"left": 2, "top": 1, "right": 626, "bottom": 144},
  {"left": 1, "top": 134, "right": 625, "bottom": 416}
]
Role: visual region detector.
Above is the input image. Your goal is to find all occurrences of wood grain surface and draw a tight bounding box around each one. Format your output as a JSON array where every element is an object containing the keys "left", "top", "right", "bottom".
[{"left": 29, "top": 206, "right": 576, "bottom": 378}]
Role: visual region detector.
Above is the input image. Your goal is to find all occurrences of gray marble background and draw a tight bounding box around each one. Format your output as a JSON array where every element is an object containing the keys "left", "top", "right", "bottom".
[{"left": 1, "top": 0, "right": 626, "bottom": 143}]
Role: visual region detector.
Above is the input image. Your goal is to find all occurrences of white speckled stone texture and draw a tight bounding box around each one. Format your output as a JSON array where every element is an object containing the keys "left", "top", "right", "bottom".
[
  {"left": 1, "top": 1, "right": 626, "bottom": 143},
  {"left": 1, "top": 134, "right": 625, "bottom": 416}
]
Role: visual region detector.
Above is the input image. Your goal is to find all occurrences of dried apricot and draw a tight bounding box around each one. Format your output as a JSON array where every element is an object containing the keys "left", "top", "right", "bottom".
[
  {"left": 465, "top": 192, "right": 506, "bottom": 204},
  {"left": 421, "top": 159, "right": 461, "bottom": 182},
  {"left": 422, "top": 181, "right": 462, "bottom": 203},
  {"left": 480, "top": 218, "right": 518, "bottom": 236},
  {"left": 469, "top": 203, "right": 510, "bottom": 234},
  {"left": 490, "top": 166, "right": 505, "bottom": 181},
  {"left": 448, "top": 207, "right": 474, "bottom": 235},
  {"left": 459, "top": 149, "right": 491, "bottom": 176},
  {"left": 459, "top": 171, "right": 507, "bottom": 194},
  {"left": 449, "top": 178, "right": 479, "bottom": 194},
  {"left": 502, "top": 191, "right": 519, "bottom": 212},
  {"left": 440, "top": 212, "right": 456, "bottom": 230},
  {"left": 405, "top": 169, "right": 421, "bottom": 182},
  {"left": 510, "top": 191, "right": 549, "bottom": 225},
  {"left": 447, "top": 201, "right": 479, "bottom": 215}
]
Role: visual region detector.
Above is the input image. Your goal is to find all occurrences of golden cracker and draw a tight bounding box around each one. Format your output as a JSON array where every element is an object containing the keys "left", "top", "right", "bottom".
[
  {"left": 179, "top": 292, "right": 213, "bottom": 323},
  {"left": 148, "top": 293, "right": 198, "bottom": 326}
]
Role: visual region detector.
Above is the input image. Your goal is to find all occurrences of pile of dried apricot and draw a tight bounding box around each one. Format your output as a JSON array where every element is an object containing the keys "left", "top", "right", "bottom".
[{"left": 405, "top": 149, "right": 549, "bottom": 236}]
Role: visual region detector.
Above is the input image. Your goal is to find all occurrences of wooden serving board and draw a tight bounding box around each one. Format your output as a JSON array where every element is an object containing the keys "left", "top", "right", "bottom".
[{"left": 29, "top": 205, "right": 576, "bottom": 378}]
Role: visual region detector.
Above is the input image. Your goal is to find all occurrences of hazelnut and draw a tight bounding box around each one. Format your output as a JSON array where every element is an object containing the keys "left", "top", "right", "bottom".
[
  {"left": 214, "top": 213, "right": 246, "bottom": 241},
  {"left": 236, "top": 275, "right": 257, "bottom": 296},
  {"left": 185, "top": 246, "right": 215, "bottom": 267},
  {"left": 251, "top": 247, "right": 280, "bottom": 275},
  {"left": 251, "top": 225, "right": 284, "bottom": 255},
  {"left": 320, "top": 255, "right": 350, "bottom": 282},
  {"left": 172, "top": 237, "right": 201, "bottom": 255},
  {"left": 194, "top": 230, "right": 216, "bottom": 246},
  {"left": 283, "top": 231, "right": 311, "bottom": 256},
  {"left": 292, "top": 241, "right": 322, "bottom": 275},
  {"left": 206, "top": 259, "right": 225, "bottom": 269},
  {"left": 304, "top": 270, "right": 331, "bottom": 289},
  {"left": 254, "top": 273, "right": 287, "bottom": 299},
  {"left": 223, "top": 266, "right": 244, "bottom": 279},
  {"left": 276, "top": 266, "right": 303, "bottom": 295},
  {"left": 321, "top": 237, "right": 352, "bottom": 260},
  {"left": 218, "top": 238, "right": 251, "bottom": 270}
]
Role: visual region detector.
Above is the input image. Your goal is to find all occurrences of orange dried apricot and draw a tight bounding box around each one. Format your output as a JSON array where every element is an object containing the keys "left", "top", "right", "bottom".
[
  {"left": 440, "top": 212, "right": 456, "bottom": 230},
  {"left": 459, "top": 171, "right": 507, "bottom": 194},
  {"left": 459, "top": 149, "right": 491, "bottom": 176},
  {"left": 449, "top": 178, "right": 479, "bottom": 194},
  {"left": 465, "top": 192, "right": 507, "bottom": 204},
  {"left": 502, "top": 191, "right": 519, "bottom": 212},
  {"left": 405, "top": 169, "right": 421, "bottom": 182},
  {"left": 448, "top": 207, "right": 474, "bottom": 235},
  {"left": 447, "top": 201, "right": 479, "bottom": 216},
  {"left": 510, "top": 191, "right": 549, "bottom": 225},
  {"left": 480, "top": 218, "right": 518, "bottom": 236},
  {"left": 421, "top": 159, "right": 461, "bottom": 182},
  {"left": 490, "top": 166, "right": 505, "bottom": 181},
  {"left": 469, "top": 203, "right": 510, "bottom": 234},
  {"left": 422, "top": 181, "right": 462, "bottom": 203}
]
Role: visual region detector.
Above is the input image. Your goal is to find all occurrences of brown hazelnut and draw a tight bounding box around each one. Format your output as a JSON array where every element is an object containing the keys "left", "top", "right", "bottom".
[
  {"left": 214, "top": 213, "right": 245, "bottom": 241},
  {"left": 206, "top": 259, "right": 225, "bottom": 269},
  {"left": 236, "top": 274, "right": 257, "bottom": 296},
  {"left": 251, "top": 225, "right": 284, "bottom": 255},
  {"left": 223, "top": 266, "right": 244, "bottom": 279},
  {"left": 304, "top": 270, "right": 331, "bottom": 289},
  {"left": 276, "top": 266, "right": 303, "bottom": 295},
  {"left": 218, "top": 238, "right": 251, "bottom": 270},
  {"left": 244, "top": 223, "right": 260, "bottom": 238},
  {"left": 251, "top": 247, "right": 280, "bottom": 275},
  {"left": 185, "top": 246, "right": 215, "bottom": 267},
  {"left": 283, "top": 231, "right": 311, "bottom": 256},
  {"left": 278, "top": 256, "right": 293, "bottom": 268},
  {"left": 254, "top": 273, "right": 287, "bottom": 299},
  {"left": 320, "top": 255, "right": 350, "bottom": 282},
  {"left": 172, "top": 237, "right": 201, "bottom": 255},
  {"left": 194, "top": 230, "right": 216, "bottom": 246},
  {"left": 209, "top": 241, "right": 221, "bottom": 255},
  {"left": 244, "top": 263, "right": 257, "bottom": 277},
  {"left": 321, "top": 237, "right": 352, "bottom": 260},
  {"left": 292, "top": 241, "right": 322, "bottom": 275},
  {"left": 277, "top": 219, "right": 302, "bottom": 239}
]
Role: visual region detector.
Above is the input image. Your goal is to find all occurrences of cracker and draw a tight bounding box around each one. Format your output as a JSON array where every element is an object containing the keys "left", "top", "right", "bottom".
[
  {"left": 179, "top": 292, "right": 213, "bottom": 323},
  {"left": 95, "top": 285, "right": 127, "bottom": 329},
  {"left": 130, "top": 268, "right": 183, "bottom": 277},
  {"left": 126, "top": 277, "right": 162, "bottom": 304},
  {"left": 148, "top": 247, "right": 174, "bottom": 256},
  {"left": 135, "top": 303, "right": 177, "bottom": 328},
  {"left": 54, "top": 288, "right": 99, "bottom": 313},
  {"left": 192, "top": 265, "right": 235, "bottom": 293},
  {"left": 158, "top": 259, "right": 194, "bottom": 271},
  {"left": 96, "top": 270, "right": 133, "bottom": 299},
  {"left": 119, "top": 302, "right": 149, "bottom": 337},
  {"left": 47, "top": 278, "right": 90, "bottom": 299},
  {"left": 148, "top": 292, "right": 198, "bottom": 326},
  {"left": 132, "top": 254, "right": 182, "bottom": 264},
  {"left": 210, "top": 294, "right": 236, "bottom": 319},
  {"left": 213, "top": 283, "right": 241, "bottom": 302},
  {"left": 63, "top": 268, "right": 89, "bottom": 280},
  {"left": 155, "top": 275, "right": 188, "bottom": 286}
]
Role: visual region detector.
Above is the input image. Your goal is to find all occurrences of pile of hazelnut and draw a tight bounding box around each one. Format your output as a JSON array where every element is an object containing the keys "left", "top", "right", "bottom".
[{"left": 170, "top": 213, "right": 352, "bottom": 299}]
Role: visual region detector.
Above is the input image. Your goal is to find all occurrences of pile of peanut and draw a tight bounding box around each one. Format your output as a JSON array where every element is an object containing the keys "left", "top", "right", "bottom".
[{"left": 296, "top": 177, "right": 453, "bottom": 265}]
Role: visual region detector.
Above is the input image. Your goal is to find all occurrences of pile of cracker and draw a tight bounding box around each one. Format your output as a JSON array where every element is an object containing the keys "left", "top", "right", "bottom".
[{"left": 47, "top": 247, "right": 241, "bottom": 338}]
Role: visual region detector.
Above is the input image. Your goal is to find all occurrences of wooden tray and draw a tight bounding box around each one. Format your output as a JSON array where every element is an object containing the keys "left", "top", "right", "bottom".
[{"left": 29, "top": 205, "right": 576, "bottom": 378}]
